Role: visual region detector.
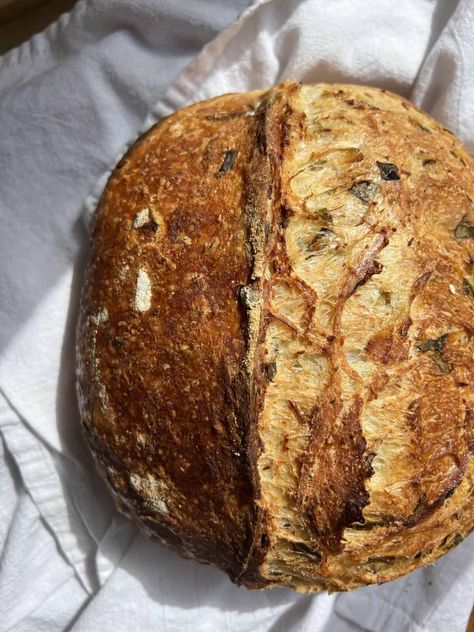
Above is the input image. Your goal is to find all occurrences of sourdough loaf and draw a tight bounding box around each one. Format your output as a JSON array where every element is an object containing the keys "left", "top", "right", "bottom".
[{"left": 77, "top": 82, "right": 474, "bottom": 591}]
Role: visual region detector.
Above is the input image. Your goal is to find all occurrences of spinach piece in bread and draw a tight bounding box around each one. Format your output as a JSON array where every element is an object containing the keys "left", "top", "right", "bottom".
[{"left": 377, "top": 161, "right": 400, "bottom": 180}]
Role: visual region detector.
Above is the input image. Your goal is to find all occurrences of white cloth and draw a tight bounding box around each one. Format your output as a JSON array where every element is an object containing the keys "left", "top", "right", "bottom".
[{"left": 1, "top": 0, "right": 474, "bottom": 630}]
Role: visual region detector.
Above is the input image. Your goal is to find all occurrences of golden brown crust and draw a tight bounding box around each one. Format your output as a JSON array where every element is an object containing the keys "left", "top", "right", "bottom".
[
  {"left": 77, "top": 90, "right": 267, "bottom": 578},
  {"left": 77, "top": 82, "right": 474, "bottom": 591}
]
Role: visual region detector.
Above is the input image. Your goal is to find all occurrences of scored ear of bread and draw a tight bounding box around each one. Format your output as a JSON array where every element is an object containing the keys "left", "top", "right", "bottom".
[
  {"left": 77, "top": 82, "right": 474, "bottom": 591},
  {"left": 253, "top": 83, "right": 474, "bottom": 590}
]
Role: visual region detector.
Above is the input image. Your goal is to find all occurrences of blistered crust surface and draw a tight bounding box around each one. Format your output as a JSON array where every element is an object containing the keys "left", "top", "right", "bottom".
[{"left": 77, "top": 92, "right": 265, "bottom": 576}]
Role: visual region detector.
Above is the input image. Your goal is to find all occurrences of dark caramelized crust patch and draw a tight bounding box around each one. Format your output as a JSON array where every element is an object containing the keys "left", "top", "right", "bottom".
[{"left": 77, "top": 91, "right": 267, "bottom": 577}]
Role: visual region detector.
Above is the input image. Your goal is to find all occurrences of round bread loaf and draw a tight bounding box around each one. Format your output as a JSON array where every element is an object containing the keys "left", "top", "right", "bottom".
[{"left": 77, "top": 82, "right": 474, "bottom": 591}]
